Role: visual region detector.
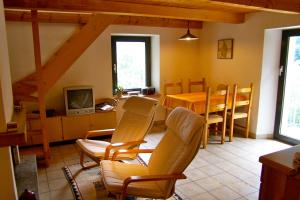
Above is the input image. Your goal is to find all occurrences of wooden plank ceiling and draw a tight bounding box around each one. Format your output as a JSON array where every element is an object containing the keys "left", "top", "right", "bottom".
[{"left": 4, "top": 0, "right": 300, "bottom": 25}]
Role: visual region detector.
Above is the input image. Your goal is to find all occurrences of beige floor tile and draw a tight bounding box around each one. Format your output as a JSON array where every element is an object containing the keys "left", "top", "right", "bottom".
[
  {"left": 212, "top": 173, "right": 240, "bottom": 184},
  {"left": 245, "top": 191, "right": 259, "bottom": 200},
  {"left": 46, "top": 162, "right": 65, "bottom": 172},
  {"left": 227, "top": 181, "right": 257, "bottom": 196},
  {"left": 46, "top": 169, "right": 65, "bottom": 181},
  {"left": 185, "top": 168, "right": 208, "bottom": 181},
  {"left": 198, "top": 165, "right": 223, "bottom": 176},
  {"left": 50, "top": 188, "right": 74, "bottom": 200},
  {"left": 39, "top": 181, "right": 50, "bottom": 193},
  {"left": 227, "top": 166, "right": 255, "bottom": 180},
  {"left": 243, "top": 176, "right": 261, "bottom": 189},
  {"left": 189, "top": 158, "right": 210, "bottom": 169},
  {"left": 195, "top": 177, "right": 222, "bottom": 191},
  {"left": 202, "top": 155, "right": 225, "bottom": 164},
  {"left": 210, "top": 186, "right": 241, "bottom": 200},
  {"left": 177, "top": 182, "right": 206, "bottom": 198},
  {"left": 38, "top": 173, "right": 48, "bottom": 183},
  {"left": 48, "top": 178, "right": 69, "bottom": 191},
  {"left": 39, "top": 192, "right": 50, "bottom": 200},
  {"left": 189, "top": 192, "right": 217, "bottom": 200}
]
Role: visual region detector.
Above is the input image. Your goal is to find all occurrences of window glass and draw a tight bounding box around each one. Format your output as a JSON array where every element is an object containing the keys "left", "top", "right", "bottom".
[{"left": 111, "top": 36, "right": 151, "bottom": 94}]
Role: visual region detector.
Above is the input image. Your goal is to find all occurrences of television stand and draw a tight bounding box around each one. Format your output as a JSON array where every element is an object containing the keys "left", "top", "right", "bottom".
[{"left": 25, "top": 110, "right": 116, "bottom": 145}]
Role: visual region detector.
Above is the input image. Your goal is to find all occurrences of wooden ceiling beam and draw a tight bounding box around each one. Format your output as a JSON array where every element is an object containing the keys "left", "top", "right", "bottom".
[
  {"left": 5, "top": 10, "right": 203, "bottom": 28},
  {"left": 39, "top": 14, "right": 117, "bottom": 92},
  {"left": 3, "top": 0, "right": 245, "bottom": 24},
  {"left": 210, "top": 0, "right": 300, "bottom": 13}
]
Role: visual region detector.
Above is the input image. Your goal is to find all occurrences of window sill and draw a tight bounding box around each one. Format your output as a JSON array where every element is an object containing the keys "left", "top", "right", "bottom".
[{"left": 115, "top": 93, "right": 161, "bottom": 100}]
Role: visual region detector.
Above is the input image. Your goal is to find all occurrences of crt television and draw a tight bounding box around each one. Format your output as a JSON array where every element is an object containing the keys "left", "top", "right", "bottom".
[{"left": 64, "top": 86, "right": 95, "bottom": 116}]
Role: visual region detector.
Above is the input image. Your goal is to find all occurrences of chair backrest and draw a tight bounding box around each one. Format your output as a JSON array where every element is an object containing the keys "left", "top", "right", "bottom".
[
  {"left": 188, "top": 78, "right": 206, "bottom": 92},
  {"left": 217, "top": 83, "right": 227, "bottom": 90},
  {"left": 204, "top": 86, "right": 229, "bottom": 121},
  {"left": 231, "top": 83, "right": 253, "bottom": 116},
  {"left": 148, "top": 107, "right": 205, "bottom": 198},
  {"left": 111, "top": 96, "right": 158, "bottom": 143},
  {"left": 163, "top": 80, "right": 183, "bottom": 95}
]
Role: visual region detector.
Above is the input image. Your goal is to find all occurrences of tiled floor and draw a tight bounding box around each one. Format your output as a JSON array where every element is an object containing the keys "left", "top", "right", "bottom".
[{"left": 33, "top": 130, "right": 290, "bottom": 200}]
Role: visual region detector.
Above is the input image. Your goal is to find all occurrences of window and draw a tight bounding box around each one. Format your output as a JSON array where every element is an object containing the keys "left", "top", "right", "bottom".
[{"left": 111, "top": 36, "right": 151, "bottom": 94}]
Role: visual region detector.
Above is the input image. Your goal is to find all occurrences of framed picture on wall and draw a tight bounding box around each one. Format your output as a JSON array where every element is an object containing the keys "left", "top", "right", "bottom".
[{"left": 217, "top": 39, "right": 233, "bottom": 59}]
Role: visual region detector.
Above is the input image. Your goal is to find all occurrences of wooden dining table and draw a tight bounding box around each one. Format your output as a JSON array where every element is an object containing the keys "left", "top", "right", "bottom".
[{"left": 163, "top": 92, "right": 238, "bottom": 114}]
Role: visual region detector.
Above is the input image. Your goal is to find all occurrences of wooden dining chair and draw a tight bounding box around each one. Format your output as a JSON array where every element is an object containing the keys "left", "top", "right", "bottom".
[
  {"left": 163, "top": 80, "right": 183, "bottom": 96},
  {"left": 188, "top": 78, "right": 206, "bottom": 92},
  {"left": 228, "top": 83, "right": 253, "bottom": 141},
  {"left": 203, "top": 85, "right": 229, "bottom": 148},
  {"left": 217, "top": 83, "right": 227, "bottom": 90},
  {"left": 163, "top": 80, "right": 183, "bottom": 118}
]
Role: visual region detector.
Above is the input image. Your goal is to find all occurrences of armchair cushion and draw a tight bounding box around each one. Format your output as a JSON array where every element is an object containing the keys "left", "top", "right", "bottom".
[
  {"left": 101, "top": 160, "right": 162, "bottom": 198},
  {"left": 76, "top": 139, "right": 136, "bottom": 159},
  {"left": 166, "top": 106, "right": 204, "bottom": 143},
  {"left": 123, "top": 96, "right": 158, "bottom": 117}
]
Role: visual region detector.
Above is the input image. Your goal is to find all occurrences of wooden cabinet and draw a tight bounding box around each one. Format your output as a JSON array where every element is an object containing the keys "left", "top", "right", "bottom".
[
  {"left": 89, "top": 111, "right": 116, "bottom": 130},
  {"left": 27, "top": 115, "right": 63, "bottom": 145},
  {"left": 26, "top": 111, "right": 116, "bottom": 145},
  {"left": 62, "top": 111, "right": 116, "bottom": 140},
  {"left": 47, "top": 117, "right": 63, "bottom": 142},
  {"left": 62, "top": 114, "right": 90, "bottom": 140},
  {"left": 259, "top": 145, "right": 300, "bottom": 200}
]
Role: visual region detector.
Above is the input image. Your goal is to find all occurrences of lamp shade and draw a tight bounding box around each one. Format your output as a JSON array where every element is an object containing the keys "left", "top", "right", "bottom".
[{"left": 179, "top": 21, "right": 198, "bottom": 41}]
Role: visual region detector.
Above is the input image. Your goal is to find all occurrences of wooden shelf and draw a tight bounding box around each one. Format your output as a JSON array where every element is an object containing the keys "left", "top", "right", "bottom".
[{"left": 0, "top": 109, "right": 27, "bottom": 147}]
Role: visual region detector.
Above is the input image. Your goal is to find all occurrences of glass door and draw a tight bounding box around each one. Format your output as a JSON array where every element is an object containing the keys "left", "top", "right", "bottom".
[{"left": 274, "top": 29, "right": 300, "bottom": 144}]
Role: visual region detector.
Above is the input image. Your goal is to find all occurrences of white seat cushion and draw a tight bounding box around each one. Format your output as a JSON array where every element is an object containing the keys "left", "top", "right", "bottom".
[
  {"left": 76, "top": 139, "right": 137, "bottom": 160},
  {"left": 76, "top": 139, "right": 110, "bottom": 158},
  {"left": 100, "top": 160, "right": 163, "bottom": 198}
]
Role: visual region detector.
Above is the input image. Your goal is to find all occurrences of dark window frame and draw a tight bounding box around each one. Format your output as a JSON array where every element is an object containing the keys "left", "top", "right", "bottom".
[
  {"left": 111, "top": 36, "right": 151, "bottom": 94},
  {"left": 274, "top": 28, "right": 300, "bottom": 145}
]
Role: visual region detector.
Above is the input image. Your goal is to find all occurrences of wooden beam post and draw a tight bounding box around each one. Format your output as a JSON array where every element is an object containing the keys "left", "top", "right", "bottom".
[
  {"left": 31, "top": 9, "right": 50, "bottom": 164},
  {"left": 39, "top": 14, "right": 117, "bottom": 93}
]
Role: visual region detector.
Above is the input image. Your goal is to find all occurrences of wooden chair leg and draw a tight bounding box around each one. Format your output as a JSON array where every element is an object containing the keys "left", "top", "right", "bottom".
[
  {"left": 80, "top": 151, "right": 99, "bottom": 169},
  {"left": 221, "top": 121, "right": 226, "bottom": 144},
  {"left": 80, "top": 151, "right": 85, "bottom": 168},
  {"left": 229, "top": 117, "right": 234, "bottom": 142},
  {"left": 203, "top": 124, "right": 209, "bottom": 148},
  {"left": 245, "top": 116, "right": 250, "bottom": 138}
]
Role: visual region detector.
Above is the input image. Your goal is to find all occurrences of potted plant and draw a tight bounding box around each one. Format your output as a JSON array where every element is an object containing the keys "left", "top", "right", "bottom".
[{"left": 115, "top": 86, "right": 124, "bottom": 98}]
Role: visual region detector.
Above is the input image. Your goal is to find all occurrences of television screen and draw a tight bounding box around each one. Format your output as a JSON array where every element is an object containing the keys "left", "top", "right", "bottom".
[{"left": 67, "top": 89, "right": 94, "bottom": 109}]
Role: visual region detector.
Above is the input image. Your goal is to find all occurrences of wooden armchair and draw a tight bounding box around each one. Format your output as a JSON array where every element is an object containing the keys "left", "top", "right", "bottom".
[
  {"left": 188, "top": 78, "right": 206, "bottom": 92},
  {"left": 76, "top": 96, "right": 158, "bottom": 168},
  {"left": 228, "top": 83, "right": 253, "bottom": 141},
  {"left": 203, "top": 85, "right": 229, "bottom": 148},
  {"left": 100, "top": 107, "right": 205, "bottom": 200}
]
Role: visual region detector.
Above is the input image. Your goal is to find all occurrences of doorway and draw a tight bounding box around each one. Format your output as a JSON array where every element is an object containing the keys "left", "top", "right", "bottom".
[{"left": 274, "top": 29, "right": 300, "bottom": 144}]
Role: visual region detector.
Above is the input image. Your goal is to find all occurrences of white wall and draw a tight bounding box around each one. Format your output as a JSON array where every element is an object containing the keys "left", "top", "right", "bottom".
[
  {"left": 198, "top": 12, "right": 300, "bottom": 136},
  {"left": 6, "top": 22, "right": 201, "bottom": 121},
  {"left": 0, "top": 0, "right": 18, "bottom": 199},
  {"left": 257, "top": 29, "right": 282, "bottom": 136}
]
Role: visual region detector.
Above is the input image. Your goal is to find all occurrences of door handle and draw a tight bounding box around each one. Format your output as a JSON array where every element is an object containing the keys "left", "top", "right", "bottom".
[{"left": 279, "top": 65, "right": 284, "bottom": 77}]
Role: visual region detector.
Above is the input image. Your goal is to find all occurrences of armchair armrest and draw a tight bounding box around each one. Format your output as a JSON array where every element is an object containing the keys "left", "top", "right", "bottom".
[
  {"left": 120, "top": 173, "right": 186, "bottom": 199},
  {"left": 112, "top": 148, "right": 154, "bottom": 161},
  {"left": 85, "top": 128, "right": 115, "bottom": 139},
  {"left": 104, "top": 140, "right": 147, "bottom": 160}
]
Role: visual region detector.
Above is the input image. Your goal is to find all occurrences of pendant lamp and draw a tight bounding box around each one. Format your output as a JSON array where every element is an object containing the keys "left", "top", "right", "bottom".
[{"left": 179, "top": 21, "right": 198, "bottom": 41}]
